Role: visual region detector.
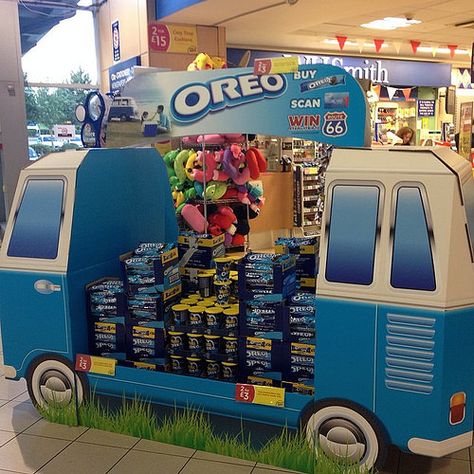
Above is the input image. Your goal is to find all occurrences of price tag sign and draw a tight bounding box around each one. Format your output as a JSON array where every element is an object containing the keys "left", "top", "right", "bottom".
[
  {"left": 148, "top": 23, "right": 197, "bottom": 54},
  {"left": 235, "top": 383, "right": 285, "bottom": 407},
  {"left": 254, "top": 57, "right": 299, "bottom": 75},
  {"left": 75, "top": 354, "right": 116, "bottom": 376}
]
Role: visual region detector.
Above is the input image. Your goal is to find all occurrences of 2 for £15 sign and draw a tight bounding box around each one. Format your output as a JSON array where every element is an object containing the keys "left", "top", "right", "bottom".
[{"left": 148, "top": 23, "right": 197, "bottom": 54}]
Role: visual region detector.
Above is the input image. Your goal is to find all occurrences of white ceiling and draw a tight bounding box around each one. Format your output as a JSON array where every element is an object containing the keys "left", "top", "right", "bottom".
[{"left": 161, "top": 0, "right": 474, "bottom": 65}]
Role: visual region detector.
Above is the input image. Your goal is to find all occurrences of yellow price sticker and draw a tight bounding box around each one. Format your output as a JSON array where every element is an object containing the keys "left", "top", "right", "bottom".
[
  {"left": 236, "top": 383, "right": 285, "bottom": 408},
  {"left": 254, "top": 57, "right": 299, "bottom": 75},
  {"left": 76, "top": 354, "right": 117, "bottom": 376}
]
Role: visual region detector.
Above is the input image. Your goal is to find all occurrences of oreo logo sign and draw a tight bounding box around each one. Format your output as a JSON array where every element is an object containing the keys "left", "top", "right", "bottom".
[{"left": 171, "top": 73, "right": 287, "bottom": 123}]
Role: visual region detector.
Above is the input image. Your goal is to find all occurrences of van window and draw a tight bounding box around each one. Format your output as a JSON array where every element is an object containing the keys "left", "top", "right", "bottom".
[
  {"left": 8, "top": 179, "right": 64, "bottom": 259},
  {"left": 462, "top": 179, "right": 474, "bottom": 259},
  {"left": 391, "top": 187, "right": 436, "bottom": 291},
  {"left": 326, "top": 185, "right": 380, "bottom": 285}
]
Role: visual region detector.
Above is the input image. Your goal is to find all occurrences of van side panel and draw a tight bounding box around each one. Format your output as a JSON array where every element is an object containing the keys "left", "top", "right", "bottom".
[
  {"left": 0, "top": 271, "right": 69, "bottom": 378},
  {"left": 375, "top": 305, "right": 474, "bottom": 450},
  {"left": 315, "top": 297, "right": 377, "bottom": 411}
]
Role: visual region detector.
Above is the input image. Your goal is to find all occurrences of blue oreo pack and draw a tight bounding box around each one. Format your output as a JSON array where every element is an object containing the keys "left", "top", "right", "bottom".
[
  {"left": 288, "top": 293, "right": 316, "bottom": 343},
  {"left": 86, "top": 277, "right": 126, "bottom": 318},
  {"left": 238, "top": 253, "right": 296, "bottom": 300}
]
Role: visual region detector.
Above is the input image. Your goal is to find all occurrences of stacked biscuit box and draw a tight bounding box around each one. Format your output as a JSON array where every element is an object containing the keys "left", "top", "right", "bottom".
[
  {"left": 237, "top": 253, "right": 315, "bottom": 394},
  {"left": 86, "top": 243, "right": 182, "bottom": 372},
  {"left": 274, "top": 236, "right": 320, "bottom": 292},
  {"left": 120, "top": 243, "right": 181, "bottom": 370},
  {"left": 86, "top": 278, "right": 127, "bottom": 360},
  {"left": 178, "top": 232, "right": 226, "bottom": 292},
  {"left": 166, "top": 254, "right": 241, "bottom": 382}
]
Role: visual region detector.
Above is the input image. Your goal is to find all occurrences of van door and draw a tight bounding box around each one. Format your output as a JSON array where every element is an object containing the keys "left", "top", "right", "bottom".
[{"left": 0, "top": 178, "right": 71, "bottom": 380}]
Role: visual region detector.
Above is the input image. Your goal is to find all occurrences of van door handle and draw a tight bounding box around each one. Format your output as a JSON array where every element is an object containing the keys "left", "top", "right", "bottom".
[{"left": 34, "top": 280, "right": 61, "bottom": 294}]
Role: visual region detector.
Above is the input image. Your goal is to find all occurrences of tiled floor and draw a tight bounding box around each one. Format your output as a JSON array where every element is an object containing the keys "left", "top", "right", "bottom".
[{"left": 0, "top": 338, "right": 472, "bottom": 473}]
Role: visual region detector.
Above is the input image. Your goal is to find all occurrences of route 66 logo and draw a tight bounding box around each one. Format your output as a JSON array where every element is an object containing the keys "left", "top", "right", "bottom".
[{"left": 323, "top": 111, "right": 347, "bottom": 137}]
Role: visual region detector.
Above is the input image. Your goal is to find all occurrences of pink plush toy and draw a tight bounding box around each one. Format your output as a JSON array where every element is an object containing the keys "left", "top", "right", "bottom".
[
  {"left": 192, "top": 150, "right": 217, "bottom": 183},
  {"left": 197, "top": 134, "right": 226, "bottom": 145},
  {"left": 181, "top": 204, "right": 207, "bottom": 233}
]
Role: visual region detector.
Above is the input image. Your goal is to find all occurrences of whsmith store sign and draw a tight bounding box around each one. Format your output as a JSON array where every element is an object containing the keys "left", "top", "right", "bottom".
[{"left": 227, "top": 48, "right": 452, "bottom": 88}]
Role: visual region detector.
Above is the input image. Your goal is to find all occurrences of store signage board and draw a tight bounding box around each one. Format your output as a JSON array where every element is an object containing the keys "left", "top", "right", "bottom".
[
  {"left": 235, "top": 383, "right": 285, "bottom": 407},
  {"left": 53, "top": 124, "right": 75, "bottom": 139},
  {"left": 106, "top": 64, "right": 370, "bottom": 148},
  {"left": 109, "top": 56, "right": 141, "bottom": 95},
  {"left": 227, "top": 48, "right": 451, "bottom": 88},
  {"left": 75, "top": 354, "right": 116, "bottom": 376},
  {"left": 148, "top": 22, "right": 197, "bottom": 54},
  {"left": 418, "top": 99, "right": 435, "bottom": 117},
  {"left": 459, "top": 102, "right": 473, "bottom": 160},
  {"left": 112, "top": 20, "right": 120, "bottom": 62}
]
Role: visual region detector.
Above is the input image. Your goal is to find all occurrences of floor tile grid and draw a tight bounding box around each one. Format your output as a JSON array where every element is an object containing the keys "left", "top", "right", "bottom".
[{"left": 99, "top": 438, "right": 142, "bottom": 474}]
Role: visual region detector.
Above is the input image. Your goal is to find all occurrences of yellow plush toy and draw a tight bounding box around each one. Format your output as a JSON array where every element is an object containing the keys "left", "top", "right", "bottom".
[{"left": 187, "top": 53, "right": 227, "bottom": 71}]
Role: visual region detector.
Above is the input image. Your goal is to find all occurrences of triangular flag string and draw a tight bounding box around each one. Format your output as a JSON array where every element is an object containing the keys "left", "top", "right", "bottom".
[
  {"left": 431, "top": 45, "right": 438, "bottom": 57},
  {"left": 392, "top": 41, "right": 402, "bottom": 54},
  {"left": 402, "top": 88, "right": 412, "bottom": 100},
  {"left": 410, "top": 40, "right": 421, "bottom": 54},
  {"left": 387, "top": 86, "right": 397, "bottom": 100},
  {"left": 336, "top": 35, "right": 347, "bottom": 51},
  {"left": 356, "top": 39, "right": 365, "bottom": 53},
  {"left": 448, "top": 44, "right": 457, "bottom": 58},
  {"left": 374, "top": 39, "right": 384, "bottom": 53}
]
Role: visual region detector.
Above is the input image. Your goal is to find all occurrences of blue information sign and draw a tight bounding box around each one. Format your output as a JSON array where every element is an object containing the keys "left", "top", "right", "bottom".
[
  {"left": 109, "top": 57, "right": 141, "bottom": 95},
  {"left": 112, "top": 20, "right": 120, "bottom": 62}
]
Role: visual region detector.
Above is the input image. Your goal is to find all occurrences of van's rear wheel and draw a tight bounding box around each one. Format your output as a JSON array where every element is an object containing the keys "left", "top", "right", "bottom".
[
  {"left": 303, "top": 400, "right": 387, "bottom": 470},
  {"left": 26, "top": 355, "right": 87, "bottom": 408}
]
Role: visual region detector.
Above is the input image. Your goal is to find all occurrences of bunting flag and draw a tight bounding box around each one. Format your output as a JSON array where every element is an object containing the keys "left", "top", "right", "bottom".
[
  {"left": 372, "top": 84, "right": 381, "bottom": 99},
  {"left": 374, "top": 39, "right": 384, "bottom": 53},
  {"left": 410, "top": 40, "right": 421, "bottom": 54},
  {"left": 448, "top": 44, "right": 458, "bottom": 58},
  {"left": 393, "top": 41, "right": 402, "bottom": 54},
  {"left": 387, "top": 86, "right": 397, "bottom": 100},
  {"left": 402, "top": 88, "right": 412, "bottom": 100},
  {"left": 356, "top": 39, "right": 365, "bottom": 53},
  {"left": 431, "top": 45, "right": 438, "bottom": 57},
  {"left": 336, "top": 35, "right": 347, "bottom": 51}
]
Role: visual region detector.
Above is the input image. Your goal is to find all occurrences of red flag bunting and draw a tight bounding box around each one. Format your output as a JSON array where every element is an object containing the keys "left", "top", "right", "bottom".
[
  {"left": 447, "top": 44, "right": 457, "bottom": 58},
  {"left": 410, "top": 40, "right": 421, "bottom": 54},
  {"left": 336, "top": 35, "right": 347, "bottom": 51},
  {"left": 402, "top": 88, "right": 412, "bottom": 100},
  {"left": 374, "top": 39, "right": 384, "bottom": 53}
]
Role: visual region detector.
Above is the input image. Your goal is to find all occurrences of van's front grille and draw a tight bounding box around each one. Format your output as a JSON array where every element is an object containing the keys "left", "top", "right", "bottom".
[{"left": 384, "top": 313, "right": 435, "bottom": 395}]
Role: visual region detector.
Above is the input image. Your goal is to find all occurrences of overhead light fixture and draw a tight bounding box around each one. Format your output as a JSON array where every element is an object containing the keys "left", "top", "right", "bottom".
[{"left": 361, "top": 17, "right": 421, "bottom": 30}]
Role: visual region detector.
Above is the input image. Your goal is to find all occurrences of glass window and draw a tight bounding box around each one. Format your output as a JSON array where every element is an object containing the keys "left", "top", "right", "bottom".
[
  {"left": 8, "top": 180, "right": 64, "bottom": 259},
  {"left": 391, "top": 187, "right": 436, "bottom": 291},
  {"left": 326, "top": 185, "right": 380, "bottom": 285}
]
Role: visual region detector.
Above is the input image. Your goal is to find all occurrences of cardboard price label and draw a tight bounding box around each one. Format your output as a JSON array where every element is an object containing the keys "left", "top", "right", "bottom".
[
  {"left": 75, "top": 354, "right": 116, "bottom": 376},
  {"left": 254, "top": 57, "right": 299, "bottom": 75},
  {"left": 235, "top": 383, "right": 285, "bottom": 407}
]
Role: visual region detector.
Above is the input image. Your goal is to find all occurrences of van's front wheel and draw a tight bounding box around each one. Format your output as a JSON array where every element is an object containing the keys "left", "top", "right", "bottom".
[
  {"left": 26, "top": 355, "right": 87, "bottom": 408},
  {"left": 303, "top": 400, "right": 387, "bottom": 470}
]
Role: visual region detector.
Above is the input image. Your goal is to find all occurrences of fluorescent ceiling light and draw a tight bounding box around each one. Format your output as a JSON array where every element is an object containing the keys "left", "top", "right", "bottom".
[{"left": 361, "top": 17, "right": 421, "bottom": 30}]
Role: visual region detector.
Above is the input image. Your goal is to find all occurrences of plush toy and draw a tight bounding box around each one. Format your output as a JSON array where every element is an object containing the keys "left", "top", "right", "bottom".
[
  {"left": 205, "top": 181, "right": 227, "bottom": 200},
  {"left": 208, "top": 206, "right": 237, "bottom": 246},
  {"left": 187, "top": 53, "right": 227, "bottom": 71},
  {"left": 187, "top": 53, "right": 214, "bottom": 71},
  {"left": 221, "top": 146, "right": 250, "bottom": 186},
  {"left": 192, "top": 150, "right": 217, "bottom": 182},
  {"left": 181, "top": 204, "right": 207, "bottom": 233},
  {"left": 174, "top": 149, "right": 190, "bottom": 185}
]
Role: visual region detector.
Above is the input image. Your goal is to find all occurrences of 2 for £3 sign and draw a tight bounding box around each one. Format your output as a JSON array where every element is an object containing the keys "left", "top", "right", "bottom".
[{"left": 148, "top": 22, "right": 197, "bottom": 54}]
